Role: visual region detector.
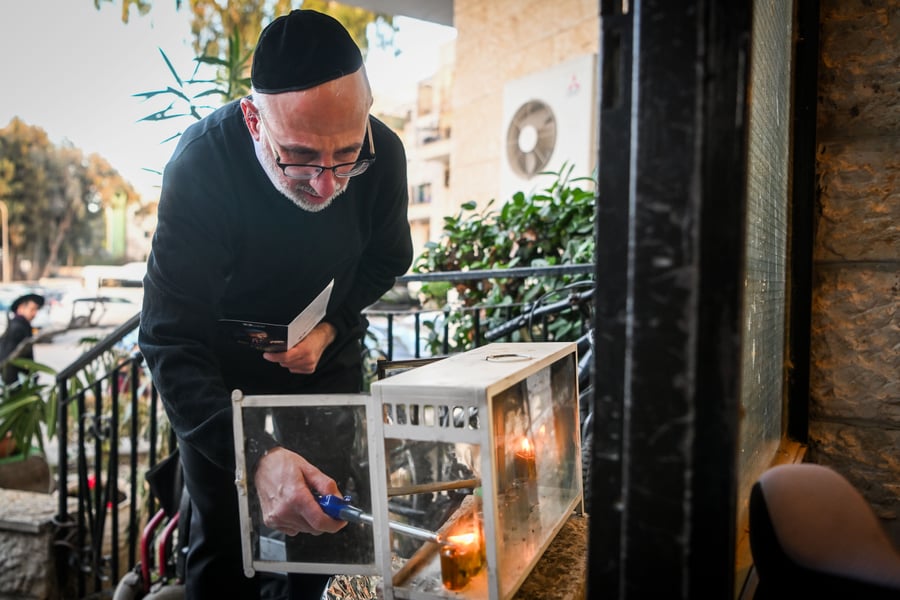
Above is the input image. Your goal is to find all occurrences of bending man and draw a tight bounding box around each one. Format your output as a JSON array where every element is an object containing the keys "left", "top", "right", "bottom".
[{"left": 139, "top": 10, "right": 412, "bottom": 599}]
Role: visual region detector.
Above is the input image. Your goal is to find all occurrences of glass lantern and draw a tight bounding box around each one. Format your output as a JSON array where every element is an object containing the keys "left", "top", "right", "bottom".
[{"left": 371, "top": 342, "right": 583, "bottom": 600}]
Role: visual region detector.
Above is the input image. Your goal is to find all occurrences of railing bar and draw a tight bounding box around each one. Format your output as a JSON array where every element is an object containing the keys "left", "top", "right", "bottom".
[
  {"left": 396, "top": 263, "right": 594, "bottom": 283},
  {"left": 103, "top": 455, "right": 115, "bottom": 587},
  {"left": 442, "top": 307, "right": 450, "bottom": 355},
  {"left": 110, "top": 370, "right": 121, "bottom": 583},
  {"left": 56, "top": 378, "right": 70, "bottom": 519},
  {"left": 148, "top": 380, "right": 159, "bottom": 518},
  {"left": 53, "top": 377, "right": 71, "bottom": 596},
  {"left": 92, "top": 381, "right": 104, "bottom": 592},
  {"left": 473, "top": 309, "right": 482, "bottom": 347},
  {"left": 387, "top": 314, "right": 394, "bottom": 361},
  {"left": 414, "top": 313, "right": 421, "bottom": 358},
  {"left": 129, "top": 358, "right": 140, "bottom": 568},
  {"left": 76, "top": 387, "right": 88, "bottom": 597}
]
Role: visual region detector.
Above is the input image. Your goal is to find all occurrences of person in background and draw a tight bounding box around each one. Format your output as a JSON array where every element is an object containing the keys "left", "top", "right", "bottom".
[
  {"left": 139, "top": 9, "right": 413, "bottom": 600},
  {"left": 0, "top": 293, "right": 44, "bottom": 385}
]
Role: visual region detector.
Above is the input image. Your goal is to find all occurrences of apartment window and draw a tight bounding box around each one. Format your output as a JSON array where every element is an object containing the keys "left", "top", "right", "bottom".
[
  {"left": 413, "top": 183, "right": 432, "bottom": 205},
  {"left": 417, "top": 83, "right": 434, "bottom": 116}
]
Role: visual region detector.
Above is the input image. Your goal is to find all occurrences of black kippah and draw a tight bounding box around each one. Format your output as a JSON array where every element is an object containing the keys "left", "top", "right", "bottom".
[{"left": 251, "top": 9, "right": 363, "bottom": 94}]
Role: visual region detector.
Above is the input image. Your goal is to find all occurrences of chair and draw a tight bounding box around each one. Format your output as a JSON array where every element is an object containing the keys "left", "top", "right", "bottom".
[{"left": 749, "top": 463, "right": 900, "bottom": 598}]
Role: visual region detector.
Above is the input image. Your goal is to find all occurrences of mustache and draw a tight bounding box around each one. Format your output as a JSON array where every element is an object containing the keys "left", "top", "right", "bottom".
[{"left": 292, "top": 180, "right": 346, "bottom": 199}]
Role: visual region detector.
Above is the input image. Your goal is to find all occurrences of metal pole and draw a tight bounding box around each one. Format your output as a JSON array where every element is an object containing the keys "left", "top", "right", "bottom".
[{"left": 0, "top": 200, "right": 9, "bottom": 282}]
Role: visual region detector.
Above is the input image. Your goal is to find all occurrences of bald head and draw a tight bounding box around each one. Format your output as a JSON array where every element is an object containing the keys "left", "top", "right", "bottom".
[{"left": 253, "top": 67, "right": 372, "bottom": 137}]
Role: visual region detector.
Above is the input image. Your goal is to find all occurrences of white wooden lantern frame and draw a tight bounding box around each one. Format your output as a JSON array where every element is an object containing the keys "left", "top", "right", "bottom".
[
  {"left": 231, "top": 342, "right": 582, "bottom": 600},
  {"left": 371, "top": 342, "right": 583, "bottom": 600}
]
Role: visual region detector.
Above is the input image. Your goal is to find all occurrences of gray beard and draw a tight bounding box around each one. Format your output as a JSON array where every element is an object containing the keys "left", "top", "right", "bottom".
[
  {"left": 277, "top": 179, "right": 348, "bottom": 212},
  {"left": 256, "top": 142, "right": 348, "bottom": 212}
]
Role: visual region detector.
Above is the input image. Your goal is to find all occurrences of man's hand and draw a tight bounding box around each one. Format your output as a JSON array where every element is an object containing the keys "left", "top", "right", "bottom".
[
  {"left": 262, "top": 322, "right": 336, "bottom": 374},
  {"left": 253, "top": 447, "right": 347, "bottom": 537}
]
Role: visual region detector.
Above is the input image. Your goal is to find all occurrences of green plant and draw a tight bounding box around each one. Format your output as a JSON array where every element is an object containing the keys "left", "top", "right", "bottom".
[
  {"left": 0, "top": 334, "right": 137, "bottom": 459},
  {"left": 412, "top": 164, "right": 596, "bottom": 354},
  {"left": 134, "top": 36, "right": 249, "bottom": 148},
  {"left": 0, "top": 358, "right": 59, "bottom": 457}
]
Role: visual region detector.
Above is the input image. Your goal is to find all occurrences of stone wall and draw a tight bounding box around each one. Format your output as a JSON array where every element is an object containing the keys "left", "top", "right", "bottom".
[
  {"left": 0, "top": 489, "right": 64, "bottom": 599},
  {"left": 449, "top": 0, "right": 599, "bottom": 208},
  {"left": 809, "top": 0, "right": 900, "bottom": 519}
]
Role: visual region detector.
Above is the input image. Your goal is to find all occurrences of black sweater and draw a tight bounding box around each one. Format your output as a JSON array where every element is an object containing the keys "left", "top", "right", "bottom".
[
  {"left": 139, "top": 100, "right": 412, "bottom": 470},
  {"left": 0, "top": 314, "right": 35, "bottom": 384}
]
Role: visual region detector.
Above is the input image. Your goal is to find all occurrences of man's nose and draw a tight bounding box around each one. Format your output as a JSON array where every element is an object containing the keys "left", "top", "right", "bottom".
[{"left": 310, "top": 168, "right": 338, "bottom": 197}]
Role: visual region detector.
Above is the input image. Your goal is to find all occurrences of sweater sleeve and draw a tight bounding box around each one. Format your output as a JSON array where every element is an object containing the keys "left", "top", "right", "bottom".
[{"left": 139, "top": 151, "right": 239, "bottom": 472}]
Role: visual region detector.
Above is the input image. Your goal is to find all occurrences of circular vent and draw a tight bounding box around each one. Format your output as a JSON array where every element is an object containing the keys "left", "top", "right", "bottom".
[{"left": 505, "top": 100, "right": 557, "bottom": 179}]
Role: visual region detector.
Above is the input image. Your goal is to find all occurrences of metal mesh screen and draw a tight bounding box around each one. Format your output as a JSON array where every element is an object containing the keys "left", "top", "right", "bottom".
[{"left": 737, "top": 0, "right": 794, "bottom": 513}]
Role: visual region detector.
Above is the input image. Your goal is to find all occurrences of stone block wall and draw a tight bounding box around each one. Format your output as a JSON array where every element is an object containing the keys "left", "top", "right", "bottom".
[
  {"left": 0, "top": 490, "right": 64, "bottom": 599},
  {"left": 809, "top": 0, "right": 900, "bottom": 519},
  {"left": 450, "top": 0, "right": 599, "bottom": 208}
]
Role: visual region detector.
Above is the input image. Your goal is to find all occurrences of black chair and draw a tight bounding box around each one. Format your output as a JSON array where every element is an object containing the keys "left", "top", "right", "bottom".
[{"left": 749, "top": 463, "right": 900, "bottom": 598}]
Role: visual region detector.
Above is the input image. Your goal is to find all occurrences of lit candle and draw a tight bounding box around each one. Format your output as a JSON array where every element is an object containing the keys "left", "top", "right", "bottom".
[
  {"left": 440, "top": 531, "right": 485, "bottom": 590},
  {"left": 514, "top": 437, "right": 537, "bottom": 481},
  {"left": 513, "top": 437, "right": 539, "bottom": 508}
]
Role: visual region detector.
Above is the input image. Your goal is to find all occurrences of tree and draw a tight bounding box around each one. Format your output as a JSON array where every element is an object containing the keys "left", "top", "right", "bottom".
[
  {"left": 0, "top": 118, "right": 138, "bottom": 279},
  {"left": 107, "top": 1, "right": 397, "bottom": 169},
  {"left": 0, "top": 159, "right": 14, "bottom": 199},
  {"left": 94, "top": 0, "right": 396, "bottom": 103}
]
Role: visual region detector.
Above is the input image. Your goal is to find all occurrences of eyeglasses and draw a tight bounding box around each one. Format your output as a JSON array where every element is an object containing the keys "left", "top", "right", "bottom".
[{"left": 259, "top": 114, "right": 375, "bottom": 180}]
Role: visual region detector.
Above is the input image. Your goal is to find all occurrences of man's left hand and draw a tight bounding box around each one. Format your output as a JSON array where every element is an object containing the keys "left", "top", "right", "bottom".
[{"left": 262, "top": 322, "right": 336, "bottom": 374}]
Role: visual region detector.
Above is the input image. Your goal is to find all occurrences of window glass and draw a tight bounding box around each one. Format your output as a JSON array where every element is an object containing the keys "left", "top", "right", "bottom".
[{"left": 737, "top": 0, "right": 794, "bottom": 523}]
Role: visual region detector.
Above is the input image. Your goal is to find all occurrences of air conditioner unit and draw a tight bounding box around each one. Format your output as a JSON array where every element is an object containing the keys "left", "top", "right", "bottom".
[{"left": 500, "top": 54, "right": 597, "bottom": 201}]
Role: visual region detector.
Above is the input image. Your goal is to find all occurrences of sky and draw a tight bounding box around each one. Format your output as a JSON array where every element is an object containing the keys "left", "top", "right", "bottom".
[{"left": 0, "top": 0, "right": 456, "bottom": 200}]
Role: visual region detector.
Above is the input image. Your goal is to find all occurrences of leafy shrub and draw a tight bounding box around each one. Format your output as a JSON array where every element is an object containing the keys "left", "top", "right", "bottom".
[
  {"left": 412, "top": 164, "right": 596, "bottom": 354},
  {"left": 0, "top": 358, "right": 58, "bottom": 457}
]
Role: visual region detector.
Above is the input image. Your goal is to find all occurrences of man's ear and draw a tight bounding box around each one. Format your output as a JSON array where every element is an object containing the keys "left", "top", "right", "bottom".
[{"left": 240, "top": 98, "right": 262, "bottom": 140}]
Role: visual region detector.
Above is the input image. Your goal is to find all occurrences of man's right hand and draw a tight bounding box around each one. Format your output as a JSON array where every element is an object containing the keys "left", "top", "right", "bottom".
[{"left": 253, "top": 447, "right": 348, "bottom": 537}]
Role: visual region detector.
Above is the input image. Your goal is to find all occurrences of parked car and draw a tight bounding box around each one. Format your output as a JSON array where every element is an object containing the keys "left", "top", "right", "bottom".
[{"left": 67, "top": 295, "right": 141, "bottom": 329}]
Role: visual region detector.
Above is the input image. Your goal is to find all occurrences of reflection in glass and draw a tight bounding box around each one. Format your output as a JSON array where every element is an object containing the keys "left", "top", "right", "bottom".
[{"left": 242, "top": 403, "right": 375, "bottom": 568}]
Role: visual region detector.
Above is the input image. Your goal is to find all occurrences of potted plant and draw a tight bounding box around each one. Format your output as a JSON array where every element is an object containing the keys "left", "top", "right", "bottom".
[{"left": 0, "top": 357, "right": 58, "bottom": 493}]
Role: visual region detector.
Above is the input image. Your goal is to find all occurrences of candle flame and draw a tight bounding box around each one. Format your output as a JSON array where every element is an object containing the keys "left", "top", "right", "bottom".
[
  {"left": 520, "top": 437, "right": 533, "bottom": 454},
  {"left": 447, "top": 532, "right": 478, "bottom": 547}
]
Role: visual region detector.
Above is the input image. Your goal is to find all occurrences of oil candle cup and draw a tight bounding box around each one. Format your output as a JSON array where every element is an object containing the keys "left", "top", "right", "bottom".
[
  {"left": 440, "top": 532, "right": 485, "bottom": 590},
  {"left": 513, "top": 437, "right": 537, "bottom": 481},
  {"left": 514, "top": 437, "right": 538, "bottom": 506}
]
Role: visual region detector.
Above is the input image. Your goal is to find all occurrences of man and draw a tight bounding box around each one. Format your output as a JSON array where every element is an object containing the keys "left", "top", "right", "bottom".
[
  {"left": 0, "top": 292, "right": 44, "bottom": 385},
  {"left": 139, "top": 9, "right": 413, "bottom": 600}
]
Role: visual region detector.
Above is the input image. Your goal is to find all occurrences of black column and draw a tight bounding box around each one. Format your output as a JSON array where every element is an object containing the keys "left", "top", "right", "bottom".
[{"left": 590, "top": 1, "right": 752, "bottom": 597}]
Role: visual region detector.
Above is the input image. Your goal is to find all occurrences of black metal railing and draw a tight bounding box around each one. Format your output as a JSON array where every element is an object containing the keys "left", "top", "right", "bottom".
[
  {"left": 52, "top": 313, "right": 169, "bottom": 598},
  {"left": 50, "top": 264, "right": 593, "bottom": 597}
]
